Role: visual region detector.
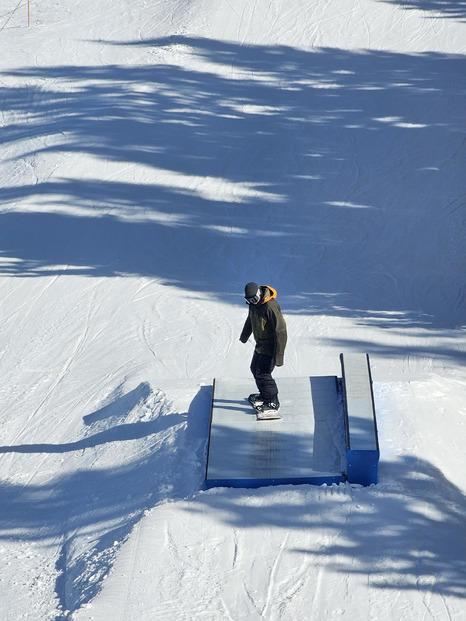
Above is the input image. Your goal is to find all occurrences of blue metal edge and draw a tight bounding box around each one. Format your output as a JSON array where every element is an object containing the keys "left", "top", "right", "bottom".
[{"left": 205, "top": 473, "right": 346, "bottom": 489}]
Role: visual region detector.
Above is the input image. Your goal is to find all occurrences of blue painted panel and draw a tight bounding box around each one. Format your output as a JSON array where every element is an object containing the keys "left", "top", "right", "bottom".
[{"left": 346, "top": 450, "right": 379, "bottom": 486}]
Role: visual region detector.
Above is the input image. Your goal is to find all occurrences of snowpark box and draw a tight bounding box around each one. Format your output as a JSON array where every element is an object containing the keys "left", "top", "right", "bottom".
[
  {"left": 340, "top": 353, "right": 380, "bottom": 486},
  {"left": 205, "top": 354, "right": 379, "bottom": 488}
]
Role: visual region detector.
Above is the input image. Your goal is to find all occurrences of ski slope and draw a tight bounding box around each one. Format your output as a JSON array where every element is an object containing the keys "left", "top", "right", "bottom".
[{"left": 0, "top": 1, "right": 465, "bottom": 619}]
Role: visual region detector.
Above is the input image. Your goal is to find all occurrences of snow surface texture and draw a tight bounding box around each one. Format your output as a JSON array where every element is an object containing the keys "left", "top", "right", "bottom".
[{"left": 0, "top": 0, "right": 465, "bottom": 619}]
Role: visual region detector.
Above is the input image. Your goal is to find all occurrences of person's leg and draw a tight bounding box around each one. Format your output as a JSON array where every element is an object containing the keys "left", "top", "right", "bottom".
[{"left": 250, "top": 352, "right": 277, "bottom": 403}]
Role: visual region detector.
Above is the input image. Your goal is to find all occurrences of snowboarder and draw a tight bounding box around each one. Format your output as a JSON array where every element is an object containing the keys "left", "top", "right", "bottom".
[{"left": 239, "top": 282, "right": 287, "bottom": 416}]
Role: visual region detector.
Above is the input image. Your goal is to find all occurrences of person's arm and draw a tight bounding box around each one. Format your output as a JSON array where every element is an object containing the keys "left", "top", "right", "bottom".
[{"left": 239, "top": 313, "right": 252, "bottom": 343}]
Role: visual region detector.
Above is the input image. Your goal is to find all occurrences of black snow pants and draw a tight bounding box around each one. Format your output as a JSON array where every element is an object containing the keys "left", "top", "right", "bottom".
[{"left": 250, "top": 351, "right": 278, "bottom": 403}]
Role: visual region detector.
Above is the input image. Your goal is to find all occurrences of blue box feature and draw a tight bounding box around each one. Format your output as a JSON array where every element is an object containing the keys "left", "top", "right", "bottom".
[
  {"left": 340, "top": 353, "right": 379, "bottom": 485},
  {"left": 205, "top": 354, "right": 380, "bottom": 490},
  {"left": 205, "top": 376, "right": 346, "bottom": 489}
]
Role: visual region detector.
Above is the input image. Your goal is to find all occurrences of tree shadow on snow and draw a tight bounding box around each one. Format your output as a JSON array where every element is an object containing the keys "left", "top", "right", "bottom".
[
  {"left": 381, "top": 0, "right": 466, "bottom": 21},
  {"left": 1, "top": 38, "right": 464, "bottom": 336},
  {"left": 190, "top": 450, "right": 466, "bottom": 599},
  {"left": 0, "top": 383, "right": 212, "bottom": 617}
]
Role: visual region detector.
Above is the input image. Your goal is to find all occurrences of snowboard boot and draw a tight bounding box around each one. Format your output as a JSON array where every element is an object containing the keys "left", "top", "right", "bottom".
[
  {"left": 255, "top": 398, "right": 280, "bottom": 414},
  {"left": 248, "top": 393, "right": 264, "bottom": 407}
]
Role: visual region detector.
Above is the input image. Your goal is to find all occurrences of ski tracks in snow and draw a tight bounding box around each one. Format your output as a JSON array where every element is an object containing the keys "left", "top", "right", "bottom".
[
  {"left": 260, "top": 532, "right": 289, "bottom": 619},
  {"left": 81, "top": 486, "right": 358, "bottom": 620},
  {"left": 10, "top": 287, "right": 97, "bottom": 447},
  {"left": 140, "top": 285, "right": 235, "bottom": 381}
]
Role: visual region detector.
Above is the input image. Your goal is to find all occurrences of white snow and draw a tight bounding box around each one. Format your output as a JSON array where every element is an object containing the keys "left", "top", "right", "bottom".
[{"left": 0, "top": 0, "right": 465, "bottom": 619}]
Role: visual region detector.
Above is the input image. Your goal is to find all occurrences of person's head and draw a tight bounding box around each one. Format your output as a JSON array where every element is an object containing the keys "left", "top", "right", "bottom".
[{"left": 244, "top": 282, "right": 261, "bottom": 305}]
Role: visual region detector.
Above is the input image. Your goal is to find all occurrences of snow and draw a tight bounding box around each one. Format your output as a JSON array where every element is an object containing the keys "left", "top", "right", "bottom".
[{"left": 0, "top": 0, "right": 465, "bottom": 619}]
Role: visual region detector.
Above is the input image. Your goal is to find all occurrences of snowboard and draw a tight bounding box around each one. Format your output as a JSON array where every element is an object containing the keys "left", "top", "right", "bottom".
[{"left": 248, "top": 394, "right": 282, "bottom": 420}]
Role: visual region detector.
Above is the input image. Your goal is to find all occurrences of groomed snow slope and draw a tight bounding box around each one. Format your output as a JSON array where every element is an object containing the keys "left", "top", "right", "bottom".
[{"left": 0, "top": 1, "right": 465, "bottom": 619}]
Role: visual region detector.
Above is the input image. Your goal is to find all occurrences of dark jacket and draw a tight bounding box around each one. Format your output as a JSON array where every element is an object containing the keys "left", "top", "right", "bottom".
[{"left": 239, "top": 286, "right": 287, "bottom": 366}]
